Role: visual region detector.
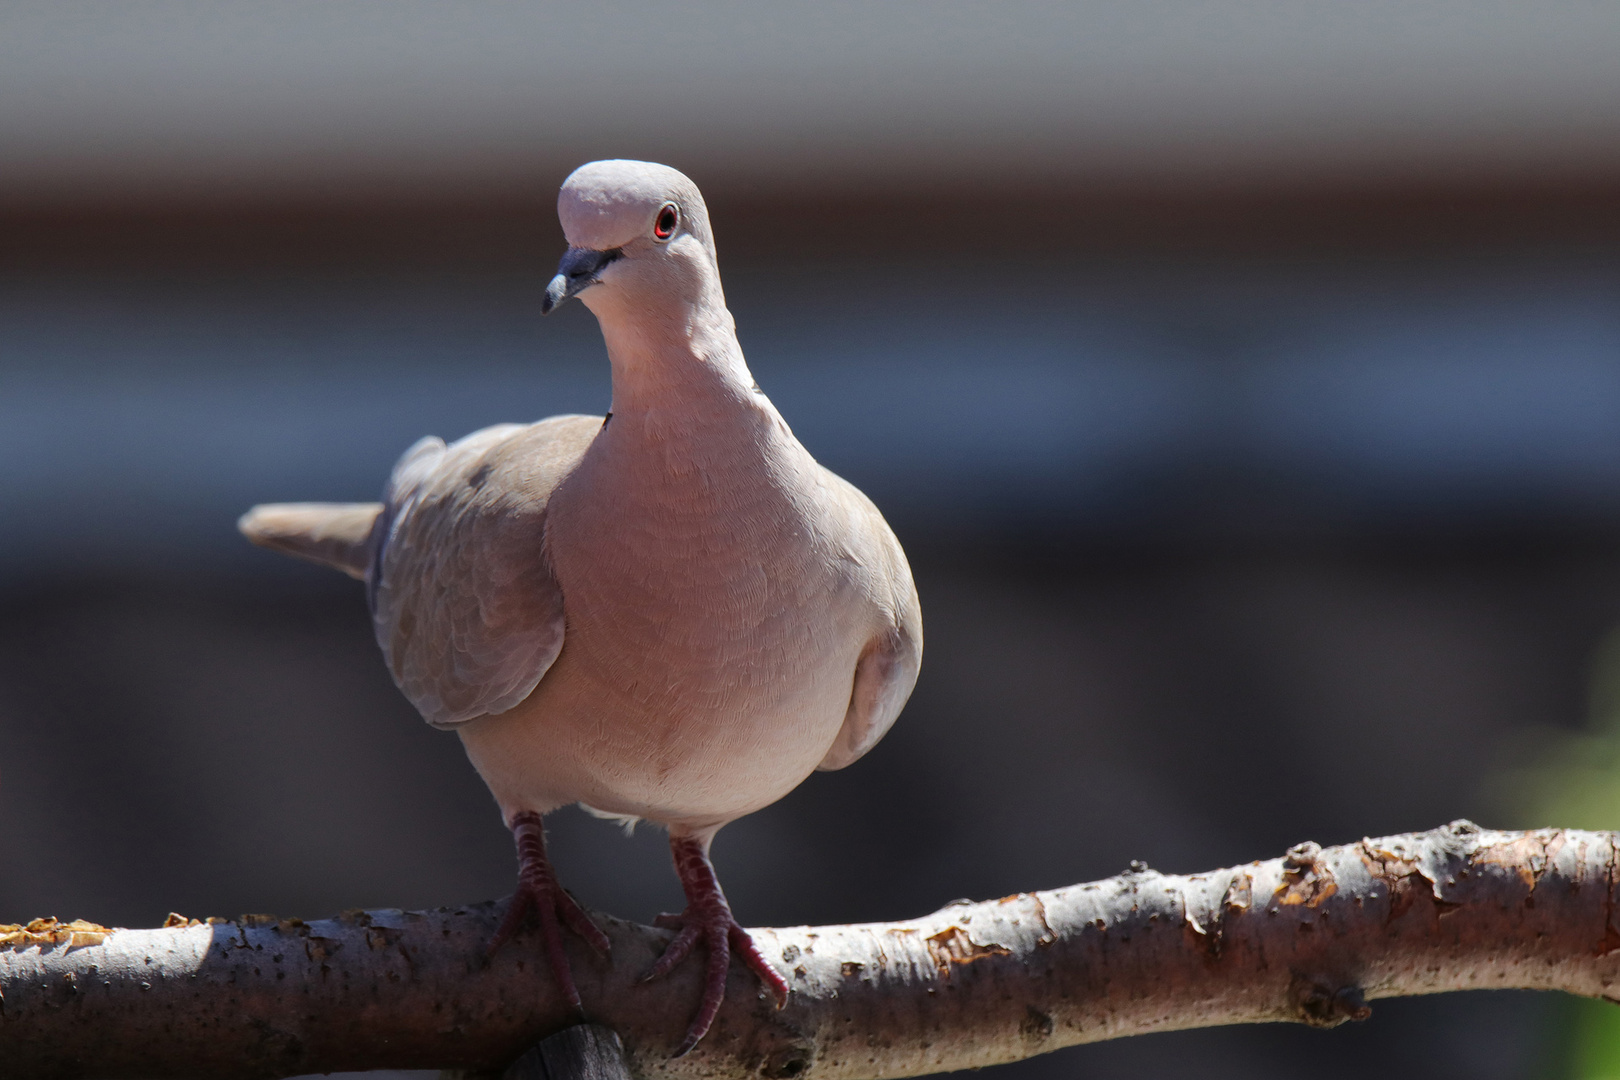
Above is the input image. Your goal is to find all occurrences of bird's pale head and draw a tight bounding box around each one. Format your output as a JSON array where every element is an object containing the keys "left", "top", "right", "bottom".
[{"left": 543, "top": 160, "right": 721, "bottom": 320}]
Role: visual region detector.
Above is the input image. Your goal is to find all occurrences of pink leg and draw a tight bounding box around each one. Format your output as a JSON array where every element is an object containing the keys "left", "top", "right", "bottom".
[
  {"left": 643, "top": 831, "right": 790, "bottom": 1056},
  {"left": 488, "top": 811, "right": 611, "bottom": 1016}
]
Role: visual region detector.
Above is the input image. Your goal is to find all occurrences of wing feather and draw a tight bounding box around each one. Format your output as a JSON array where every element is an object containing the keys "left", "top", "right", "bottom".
[
  {"left": 817, "top": 470, "right": 923, "bottom": 771},
  {"left": 372, "top": 414, "right": 602, "bottom": 728}
]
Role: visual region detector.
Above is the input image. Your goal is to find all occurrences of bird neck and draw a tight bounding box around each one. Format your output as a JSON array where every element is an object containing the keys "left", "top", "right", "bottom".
[{"left": 598, "top": 296, "right": 758, "bottom": 418}]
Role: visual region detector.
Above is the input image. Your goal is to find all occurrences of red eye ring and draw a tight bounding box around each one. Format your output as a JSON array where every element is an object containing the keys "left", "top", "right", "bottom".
[{"left": 653, "top": 203, "right": 678, "bottom": 241}]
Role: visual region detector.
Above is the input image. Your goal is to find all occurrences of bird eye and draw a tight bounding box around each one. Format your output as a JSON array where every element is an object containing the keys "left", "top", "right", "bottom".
[{"left": 653, "top": 203, "right": 678, "bottom": 241}]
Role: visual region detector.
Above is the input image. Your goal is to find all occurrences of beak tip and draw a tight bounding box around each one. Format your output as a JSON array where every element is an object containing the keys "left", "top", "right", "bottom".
[{"left": 541, "top": 273, "right": 569, "bottom": 316}]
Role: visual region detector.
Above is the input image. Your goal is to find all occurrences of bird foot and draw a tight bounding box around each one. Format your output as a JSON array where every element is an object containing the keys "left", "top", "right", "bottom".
[
  {"left": 489, "top": 812, "right": 610, "bottom": 1016},
  {"left": 642, "top": 834, "right": 789, "bottom": 1057}
]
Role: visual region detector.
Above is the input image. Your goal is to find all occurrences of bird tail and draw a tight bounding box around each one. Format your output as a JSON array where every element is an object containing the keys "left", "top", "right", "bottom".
[{"left": 237, "top": 502, "right": 384, "bottom": 580}]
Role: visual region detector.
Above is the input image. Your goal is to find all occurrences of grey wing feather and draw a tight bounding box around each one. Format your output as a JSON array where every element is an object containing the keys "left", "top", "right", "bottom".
[
  {"left": 371, "top": 414, "right": 602, "bottom": 728},
  {"left": 817, "top": 471, "right": 923, "bottom": 772}
]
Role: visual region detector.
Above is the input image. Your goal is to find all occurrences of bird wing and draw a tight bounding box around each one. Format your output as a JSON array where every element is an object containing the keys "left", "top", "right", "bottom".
[
  {"left": 372, "top": 413, "right": 603, "bottom": 728},
  {"left": 817, "top": 470, "right": 923, "bottom": 771}
]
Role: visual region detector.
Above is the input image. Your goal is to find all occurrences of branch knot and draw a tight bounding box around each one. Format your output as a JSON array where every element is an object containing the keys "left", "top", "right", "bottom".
[{"left": 1293, "top": 979, "right": 1373, "bottom": 1028}]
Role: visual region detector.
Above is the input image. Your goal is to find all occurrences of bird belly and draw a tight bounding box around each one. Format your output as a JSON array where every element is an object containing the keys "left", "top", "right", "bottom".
[{"left": 457, "top": 604, "right": 864, "bottom": 829}]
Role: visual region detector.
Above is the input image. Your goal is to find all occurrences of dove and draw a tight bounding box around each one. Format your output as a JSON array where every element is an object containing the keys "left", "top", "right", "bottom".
[{"left": 238, "top": 159, "right": 922, "bottom": 1055}]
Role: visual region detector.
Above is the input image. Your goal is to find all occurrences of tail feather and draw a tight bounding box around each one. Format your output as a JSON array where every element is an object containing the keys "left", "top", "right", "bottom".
[{"left": 238, "top": 502, "right": 384, "bottom": 580}]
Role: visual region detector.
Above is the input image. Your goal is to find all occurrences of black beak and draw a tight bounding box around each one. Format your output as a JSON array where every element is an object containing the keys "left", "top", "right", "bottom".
[{"left": 542, "top": 246, "right": 621, "bottom": 314}]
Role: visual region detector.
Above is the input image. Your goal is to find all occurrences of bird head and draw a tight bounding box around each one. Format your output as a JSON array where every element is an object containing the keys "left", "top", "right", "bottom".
[{"left": 542, "top": 160, "right": 721, "bottom": 321}]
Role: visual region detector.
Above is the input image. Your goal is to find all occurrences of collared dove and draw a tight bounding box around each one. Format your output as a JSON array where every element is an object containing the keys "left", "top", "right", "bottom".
[{"left": 239, "top": 160, "right": 922, "bottom": 1055}]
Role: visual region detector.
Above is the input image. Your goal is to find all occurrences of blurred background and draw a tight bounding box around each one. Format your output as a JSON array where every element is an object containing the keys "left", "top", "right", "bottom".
[{"left": 3, "top": 3, "right": 1620, "bottom": 1077}]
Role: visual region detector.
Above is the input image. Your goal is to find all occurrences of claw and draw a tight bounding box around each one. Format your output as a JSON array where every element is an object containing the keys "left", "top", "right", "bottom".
[
  {"left": 642, "top": 923, "right": 700, "bottom": 982},
  {"left": 730, "top": 921, "right": 790, "bottom": 1009},
  {"left": 646, "top": 832, "right": 791, "bottom": 1056},
  {"left": 488, "top": 811, "right": 608, "bottom": 1017},
  {"left": 557, "top": 887, "right": 613, "bottom": 957}
]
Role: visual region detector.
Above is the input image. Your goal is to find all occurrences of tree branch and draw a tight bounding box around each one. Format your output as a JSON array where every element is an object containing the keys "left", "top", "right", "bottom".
[{"left": 4, "top": 821, "right": 1618, "bottom": 1079}]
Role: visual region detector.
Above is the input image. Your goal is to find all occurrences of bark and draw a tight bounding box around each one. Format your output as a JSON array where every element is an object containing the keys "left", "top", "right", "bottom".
[{"left": 4, "top": 821, "right": 1619, "bottom": 1080}]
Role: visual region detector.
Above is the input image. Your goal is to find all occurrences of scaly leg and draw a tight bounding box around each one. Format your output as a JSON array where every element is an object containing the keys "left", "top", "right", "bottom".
[
  {"left": 643, "top": 830, "right": 790, "bottom": 1056},
  {"left": 488, "top": 811, "right": 611, "bottom": 1015}
]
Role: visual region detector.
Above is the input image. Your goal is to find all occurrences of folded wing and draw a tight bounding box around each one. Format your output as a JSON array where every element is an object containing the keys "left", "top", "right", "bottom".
[
  {"left": 816, "top": 470, "right": 923, "bottom": 771},
  {"left": 370, "top": 414, "right": 603, "bottom": 728}
]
